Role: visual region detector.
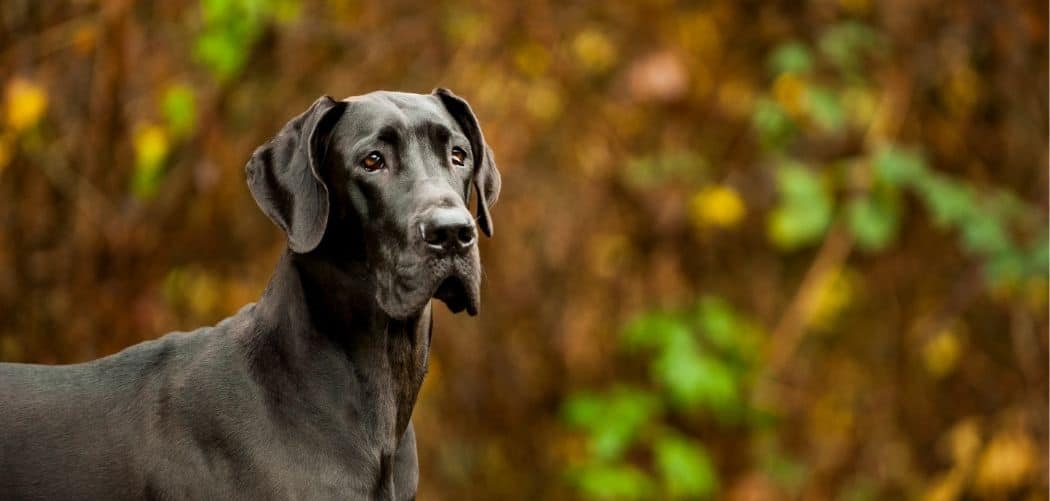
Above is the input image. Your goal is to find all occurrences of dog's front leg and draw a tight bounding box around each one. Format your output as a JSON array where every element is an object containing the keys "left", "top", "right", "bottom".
[{"left": 392, "top": 421, "right": 418, "bottom": 501}]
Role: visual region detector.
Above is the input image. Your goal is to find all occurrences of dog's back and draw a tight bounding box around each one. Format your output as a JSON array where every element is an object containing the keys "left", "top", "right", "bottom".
[{"left": 0, "top": 322, "right": 230, "bottom": 499}]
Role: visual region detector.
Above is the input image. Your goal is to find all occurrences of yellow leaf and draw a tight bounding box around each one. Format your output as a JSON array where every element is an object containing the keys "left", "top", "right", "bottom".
[
  {"left": 772, "top": 73, "right": 807, "bottom": 116},
  {"left": 572, "top": 29, "right": 617, "bottom": 74},
  {"left": 524, "top": 81, "right": 562, "bottom": 122},
  {"left": 808, "top": 267, "right": 856, "bottom": 330},
  {"left": 163, "top": 267, "right": 220, "bottom": 319},
  {"left": 186, "top": 271, "right": 220, "bottom": 318},
  {"left": 973, "top": 430, "right": 1036, "bottom": 495},
  {"left": 842, "top": 87, "right": 878, "bottom": 128},
  {"left": 513, "top": 42, "right": 551, "bottom": 78},
  {"left": 442, "top": 9, "right": 488, "bottom": 47},
  {"left": 923, "top": 327, "right": 962, "bottom": 378},
  {"left": 5, "top": 78, "right": 48, "bottom": 132},
  {"left": 690, "top": 185, "right": 746, "bottom": 229},
  {"left": 923, "top": 470, "right": 964, "bottom": 501},
  {"left": 947, "top": 418, "right": 982, "bottom": 467},
  {"left": 134, "top": 124, "right": 170, "bottom": 171}
]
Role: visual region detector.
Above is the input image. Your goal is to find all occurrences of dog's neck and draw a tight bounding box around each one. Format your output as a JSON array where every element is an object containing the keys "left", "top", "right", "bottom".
[
  {"left": 244, "top": 249, "right": 431, "bottom": 441},
  {"left": 253, "top": 250, "right": 390, "bottom": 336}
]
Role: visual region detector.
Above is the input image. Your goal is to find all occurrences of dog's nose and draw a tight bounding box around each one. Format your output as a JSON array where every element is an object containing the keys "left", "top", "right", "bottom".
[{"left": 421, "top": 208, "right": 476, "bottom": 252}]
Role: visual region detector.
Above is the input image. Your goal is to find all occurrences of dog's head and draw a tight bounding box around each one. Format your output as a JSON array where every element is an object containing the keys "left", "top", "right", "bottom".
[{"left": 245, "top": 89, "right": 500, "bottom": 319}]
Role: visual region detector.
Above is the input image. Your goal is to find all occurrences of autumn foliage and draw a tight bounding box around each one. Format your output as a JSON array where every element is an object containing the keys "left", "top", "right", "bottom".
[{"left": 0, "top": 1, "right": 1046, "bottom": 499}]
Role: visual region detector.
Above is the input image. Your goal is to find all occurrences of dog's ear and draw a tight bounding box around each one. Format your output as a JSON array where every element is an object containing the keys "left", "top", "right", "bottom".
[
  {"left": 433, "top": 88, "right": 501, "bottom": 237},
  {"left": 246, "top": 96, "right": 347, "bottom": 253}
]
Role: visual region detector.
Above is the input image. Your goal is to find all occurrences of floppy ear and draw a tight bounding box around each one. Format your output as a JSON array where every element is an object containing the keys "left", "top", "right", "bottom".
[
  {"left": 246, "top": 96, "right": 347, "bottom": 253},
  {"left": 433, "top": 88, "right": 501, "bottom": 237}
]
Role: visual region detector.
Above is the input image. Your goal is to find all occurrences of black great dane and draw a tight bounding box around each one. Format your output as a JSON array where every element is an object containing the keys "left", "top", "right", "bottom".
[{"left": 0, "top": 89, "right": 500, "bottom": 500}]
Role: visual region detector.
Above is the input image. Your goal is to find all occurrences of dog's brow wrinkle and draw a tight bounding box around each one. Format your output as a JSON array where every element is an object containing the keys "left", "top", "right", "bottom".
[
  {"left": 430, "top": 122, "right": 452, "bottom": 141},
  {"left": 377, "top": 126, "right": 400, "bottom": 145}
]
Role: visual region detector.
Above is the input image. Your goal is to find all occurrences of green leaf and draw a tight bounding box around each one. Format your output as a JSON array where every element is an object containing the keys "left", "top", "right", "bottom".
[
  {"left": 818, "top": 21, "right": 881, "bottom": 73},
  {"left": 959, "top": 212, "right": 1010, "bottom": 257},
  {"left": 767, "top": 163, "right": 833, "bottom": 250},
  {"left": 161, "top": 84, "right": 197, "bottom": 138},
  {"left": 695, "top": 296, "right": 736, "bottom": 351},
  {"left": 778, "top": 163, "right": 822, "bottom": 199},
  {"left": 767, "top": 204, "right": 833, "bottom": 250},
  {"left": 752, "top": 98, "right": 795, "bottom": 149},
  {"left": 200, "top": 0, "right": 233, "bottom": 24},
  {"left": 692, "top": 354, "right": 739, "bottom": 411},
  {"left": 985, "top": 190, "right": 1027, "bottom": 223},
  {"left": 653, "top": 331, "right": 739, "bottom": 412},
  {"left": 769, "top": 41, "right": 813, "bottom": 75},
  {"left": 694, "top": 296, "right": 764, "bottom": 364},
  {"left": 873, "top": 146, "right": 928, "bottom": 187},
  {"left": 916, "top": 175, "right": 976, "bottom": 228},
  {"left": 132, "top": 164, "right": 165, "bottom": 200},
  {"left": 805, "top": 87, "right": 844, "bottom": 131},
  {"left": 195, "top": 31, "right": 249, "bottom": 80},
  {"left": 622, "top": 312, "right": 690, "bottom": 352},
  {"left": 654, "top": 435, "right": 718, "bottom": 498},
  {"left": 573, "top": 463, "right": 655, "bottom": 500},
  {"left": 989, "top": 232, "right": 1049, "bottom": 284},
  {"left": 562, "top": 392, "right": 605, "bottom": 429},
  {"left": 985, "top": 249, "right": 1025, "bottom": 285},
  {"left": 563, "top": 387, "right": 661, "bottom": 461},
  {"left": 271, "top": 0, "right": 301, "bottom": 22},
  {"left": 651, "top": 332, "right": 706, "bottom": 409},
  {"left": 1028, "top": 233, "right": 1049, "bottom": 277},
  {"left": 846, "top": 191, "right": 900, "bottom": 251},
  {"left": 193, "top": 0, "right": 289, "bottom": 80}
]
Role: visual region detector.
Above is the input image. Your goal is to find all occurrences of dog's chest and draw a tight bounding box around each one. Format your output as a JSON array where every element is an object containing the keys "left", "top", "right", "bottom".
[
  {"left": 143, "top": 317, "right": 433, "bottom": 500},
  {"left": 147, "top": 398, "right": 410, "bottom": 500}
]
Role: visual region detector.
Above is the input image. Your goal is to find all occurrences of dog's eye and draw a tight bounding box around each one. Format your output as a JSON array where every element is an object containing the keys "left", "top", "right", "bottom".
[
  {"left": 361, "top": 152, "right": 384, "bottom": 172},
  {"left": 450, "top": 147, "right": 467, "bottom": 167}
]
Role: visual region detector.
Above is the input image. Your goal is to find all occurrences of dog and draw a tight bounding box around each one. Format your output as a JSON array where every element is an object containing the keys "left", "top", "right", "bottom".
[{"left": 0, "top": 88, "right": 500, "bottom": 500}]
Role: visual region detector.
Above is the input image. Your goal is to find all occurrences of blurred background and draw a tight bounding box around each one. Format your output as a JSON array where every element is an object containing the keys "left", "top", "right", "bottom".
[{"left": 1, "top": 0, "right": 1047, "bottom": 499}]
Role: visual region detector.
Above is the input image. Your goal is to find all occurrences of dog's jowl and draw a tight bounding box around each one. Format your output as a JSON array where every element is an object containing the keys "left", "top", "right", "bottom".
[{"left": 0, "top": 89, "right": 499, "bottom": 501}]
